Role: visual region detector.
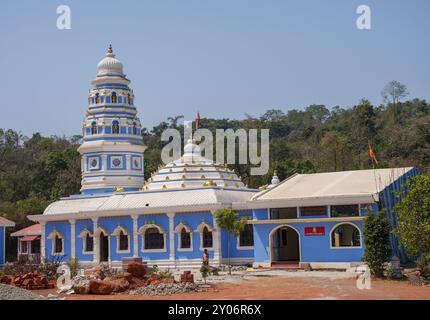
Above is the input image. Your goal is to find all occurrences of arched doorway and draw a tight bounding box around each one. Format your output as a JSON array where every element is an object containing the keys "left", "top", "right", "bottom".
[
  {"left": 270, "top": 226, "right": 300, "bottom": 264},
  {"left": 99, "top": 232, "right": 109, "bottom": 262}
]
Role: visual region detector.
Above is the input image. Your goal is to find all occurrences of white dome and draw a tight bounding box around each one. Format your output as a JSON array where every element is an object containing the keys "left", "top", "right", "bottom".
[
  {"left": 97, "top": 45, "right": 124, "bottom": 77},
  {"left": 144, "top": 139, "right": 245, "bottom": 191}
]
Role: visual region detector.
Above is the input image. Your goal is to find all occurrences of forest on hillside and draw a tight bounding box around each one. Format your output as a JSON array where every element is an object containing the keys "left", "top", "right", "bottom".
[{"left": 1, "top": 81, "right": 429, "bottom": 229}]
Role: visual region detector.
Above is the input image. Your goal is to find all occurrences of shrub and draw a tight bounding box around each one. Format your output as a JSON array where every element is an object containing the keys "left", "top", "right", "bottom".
[
  {"left": 363, "top": 210, "right": 392, "bottom": 277},
  {"left": 66, "top": 258, "right": 81, "bottom": 278},
  {"left": 159, "top": 268, "right": 174, "bottom": 279},
  {"left": 395, "top": 174, "right": 430, "bottom": 263},
  {"left": 151, "top": 264, "right": 159, "bottom": 275},
  {"left": 200, "top": 265, "right": 210, "bottom": 284}
]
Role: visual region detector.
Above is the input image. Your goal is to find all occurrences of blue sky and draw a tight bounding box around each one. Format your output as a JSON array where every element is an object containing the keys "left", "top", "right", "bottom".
[{"left": 0, "top": 0, "right": 429, "bottom": 136}]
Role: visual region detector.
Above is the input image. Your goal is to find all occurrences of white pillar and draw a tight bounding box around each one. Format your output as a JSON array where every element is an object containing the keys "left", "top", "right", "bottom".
[
  {"left": 40, "top": 222, "right": 46, "bottom": 262},
  {"left": 167, "top": 212, "right": 175, "bottom": 264},
  {"left": 132, "top": 215, "right": 139, "bottom": 257},
  {"left": 212, "top": 211, "right": 222, "bottom": 265},
  {"left": 92, "top": 217, "right": 98, "bottom": 263},
  {"left": 69, "top": 219, "right": 76, "bottom": 259}
]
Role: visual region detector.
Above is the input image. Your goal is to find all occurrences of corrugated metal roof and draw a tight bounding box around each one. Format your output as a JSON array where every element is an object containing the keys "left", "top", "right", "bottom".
[
  {"left": 0, "top": 216, "right": 15, "bottom": 227},
  {"left": 43, "top": 187, "right": 258, "bottom": 216},
  {"left": 11, "top": 224, "right": 41, "bottom": 237},
  {"left": 252, "top": 167, "right": 414, "bottom": 204}
]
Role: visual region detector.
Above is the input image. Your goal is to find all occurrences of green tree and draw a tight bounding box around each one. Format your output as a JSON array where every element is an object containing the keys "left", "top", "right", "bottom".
[
  {"left": 395, "top": 174, "right": 430, "bottom": 266},
  {"left": 214, "top": 208, "right": 247, "bottom": 275},
  {"left": 363, "top": 210, "right": 392, "bottom": 277}
]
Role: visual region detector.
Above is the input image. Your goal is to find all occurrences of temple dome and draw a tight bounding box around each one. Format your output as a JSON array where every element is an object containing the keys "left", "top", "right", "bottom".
[
  {"left": 144, "top": 139, "right": 245, "bottom": 191},
  {"left": 96, "top": 44, "right": 124, "bottom": 77}
]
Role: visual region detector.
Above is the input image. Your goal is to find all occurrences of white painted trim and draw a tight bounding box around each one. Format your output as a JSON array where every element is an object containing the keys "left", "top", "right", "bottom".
[
  {"left": 236, "top": 225, "right": 254, "bottom": 251},
  {"left": 69, "top": 219, "right": 76, "bottom": 259},
  {"left": 78, "top": 227, "right": 94, "bottom": 255},
  {"left": 113, "top": 226, "right": 131, "bottom": 254},
  {"left": 176, "top": 224, "right": 193, "bottom": 252},
  {"left": 268, "top": 224, "right": 301, "bottom": 264},
  {"left": 132, "top": 215, "right": 139, "bottom": 257},
  {"left": 47, "top": 229, "right": 65, "bottom": 256},
  {"left": 221, "top": 257, "right": 254, "bottom": 265},
  {"left": 94, "top": 226, "right": 111, "bottom": 263},
  {"left": 140, "top": 224, "right": 167, "bottom": 253},
  {"left": 329, "top": 222, "right": 362, "bottom": 249},
  {"left": 196, "top": 222, "right": 214, "bottom": 251}
]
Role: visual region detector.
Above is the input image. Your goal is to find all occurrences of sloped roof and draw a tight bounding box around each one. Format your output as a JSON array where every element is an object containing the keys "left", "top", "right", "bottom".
[
  {"left": 11, "top": 224, "right": 41, "bottom": 237},
  {"left": 0, "top": 216, "right": 15, "bottom": 227},
  {"left": 40, "top": 187, "right": 257, "bottom": 217},
  {"left": 250, "top": 167, "right": 415, "bottom": 207}
]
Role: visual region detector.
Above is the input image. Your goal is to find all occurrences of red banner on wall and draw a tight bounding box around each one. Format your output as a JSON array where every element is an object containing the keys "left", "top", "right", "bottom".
[{"left": 304, "top": 226, "right": 325, "bottom": 236}]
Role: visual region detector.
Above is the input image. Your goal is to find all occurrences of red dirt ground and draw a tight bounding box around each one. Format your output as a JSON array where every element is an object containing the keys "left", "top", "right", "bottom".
[{"left": 34, "top": 276, "right": 430, "bottom": 300}]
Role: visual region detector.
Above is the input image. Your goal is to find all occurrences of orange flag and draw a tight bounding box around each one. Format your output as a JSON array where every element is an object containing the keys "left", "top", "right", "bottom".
[
  {"left": 369, "top": 142, "right": 378, "bottom": 164},
  {"left": 196, "top": 112, "right": 201, "bottom": 129}
]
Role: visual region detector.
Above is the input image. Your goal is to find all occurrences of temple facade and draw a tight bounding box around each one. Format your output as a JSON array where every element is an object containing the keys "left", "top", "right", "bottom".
[{"left": 27, "top": 46, "right": 418, "bottom": 269}]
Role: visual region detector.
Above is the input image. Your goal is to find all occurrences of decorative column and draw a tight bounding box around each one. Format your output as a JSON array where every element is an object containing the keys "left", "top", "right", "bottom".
[
  {"left": 69, "top": 219, "right": 76, "bottom": 259},
  {"left": 212, "top": 211, "right": 222, "bottom": 265},
  {"left": 40, "top": 222, "right": 46, "bottom": 262},
  {"left": 132, "top": 215, "right": 139, "bottom": 257},
  {"left": 167, "top": 212, "right": 175, "bottom": 264},
  {"left": 92, "top": 217, "right": 99, "bottom": 263}
]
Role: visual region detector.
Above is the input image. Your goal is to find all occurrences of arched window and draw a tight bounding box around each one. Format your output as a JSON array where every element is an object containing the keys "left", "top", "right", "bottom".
[
  {"left": 132, "top": 122, "right": 138, "bottom": 135},
  {"left": 91, "top": 122, "right": 97, "bottom": 135},
  {"left": 95, "top": 93, "right": 100, "bottom": 104},
  {"left": 54, "top": 235, "right": 63, "bottom": 254},
  {"left": 180, "top": 228, "right": 191, "bottom": 249},
  {"left": 239, "top": 224, "right": 254, "bottom": 247},
  {"left": 47, "top": 230, "right": 64, "bottom": 256},
  {"left": 85, "top": 233, "right": 94, "bottom": 252},
  {"left": 331, "top": 223, "right": 361, "bottom": 248},
  {"left": 202, "top": 226, "right": 213, "bottom": 248},
  {"left": 119, "top": 231, "right": 129, "bottom": 251},
  {"left": 127, "top": 93, "right": 131, "bottom": 105},
  {"left": 144, "top": 227, "right": 164, "bottom": 250},
  {"left": 111, "top": 92, "right": 117, "bottom": 103},
  {"left": 112, "top": 120, "right": 120, "bottom": 134}
]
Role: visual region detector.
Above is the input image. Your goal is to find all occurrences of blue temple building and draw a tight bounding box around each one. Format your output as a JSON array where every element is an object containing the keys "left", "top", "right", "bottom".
[
  {"left": 28, "top": 46, "right": 418, "bottom": 269},
  {"left": 0, "top": 217, "right": 15, "bottom": 266}
]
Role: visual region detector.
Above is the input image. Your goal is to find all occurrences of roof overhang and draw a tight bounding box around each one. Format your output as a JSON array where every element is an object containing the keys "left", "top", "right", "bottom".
[
  {"left": 28, "top": 201, "right": 252, "bottom": 223},
  {"left": 0, "top": 217, "right": 15, "bottom": 227},
  {"left": 247, "top": 193, "right": 379, "bottom": 209}
]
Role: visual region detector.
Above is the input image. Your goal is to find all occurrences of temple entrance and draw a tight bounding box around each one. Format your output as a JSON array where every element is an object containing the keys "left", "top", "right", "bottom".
[
  {"left": 99, "top": 232, "right": 109, "bottom": 262},
  {"left": 271, "top": 226, "right": 300, "bottom": 264}
]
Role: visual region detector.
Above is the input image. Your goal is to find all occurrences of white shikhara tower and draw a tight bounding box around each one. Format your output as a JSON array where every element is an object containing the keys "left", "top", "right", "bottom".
[{"left": 78, "top": 45, "right": 146, "bottom": 195}]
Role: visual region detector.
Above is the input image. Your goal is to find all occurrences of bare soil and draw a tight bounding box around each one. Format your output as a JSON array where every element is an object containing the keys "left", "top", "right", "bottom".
[{"left": 34, "top": 275, "right": 430, "bottom": 300}]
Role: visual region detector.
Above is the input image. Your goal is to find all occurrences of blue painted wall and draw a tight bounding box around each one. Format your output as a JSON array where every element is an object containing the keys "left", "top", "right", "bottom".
[
  {"left": 75, "top": 219, "right": 94, "bottom": 262},
  {"left": 45, "top": 221, "right": 71, "bottom": 261},
  {"left": 0, "top": 226, "right": 4, "bottom": 266},
  {"left": 174, "top": 212, "right": 214, "bottom": 261},
  {"left": 253, "top": 220, "right": 364, "bottom": 265},
  {"left": 98, "top": 216, "right": 134, "bottom": 262},
  {"left": 220, "top": 210, "right": 254, "bottom": 260},
  {"left": 138, "top": 214, "right": 170, "bottom": 261}
]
